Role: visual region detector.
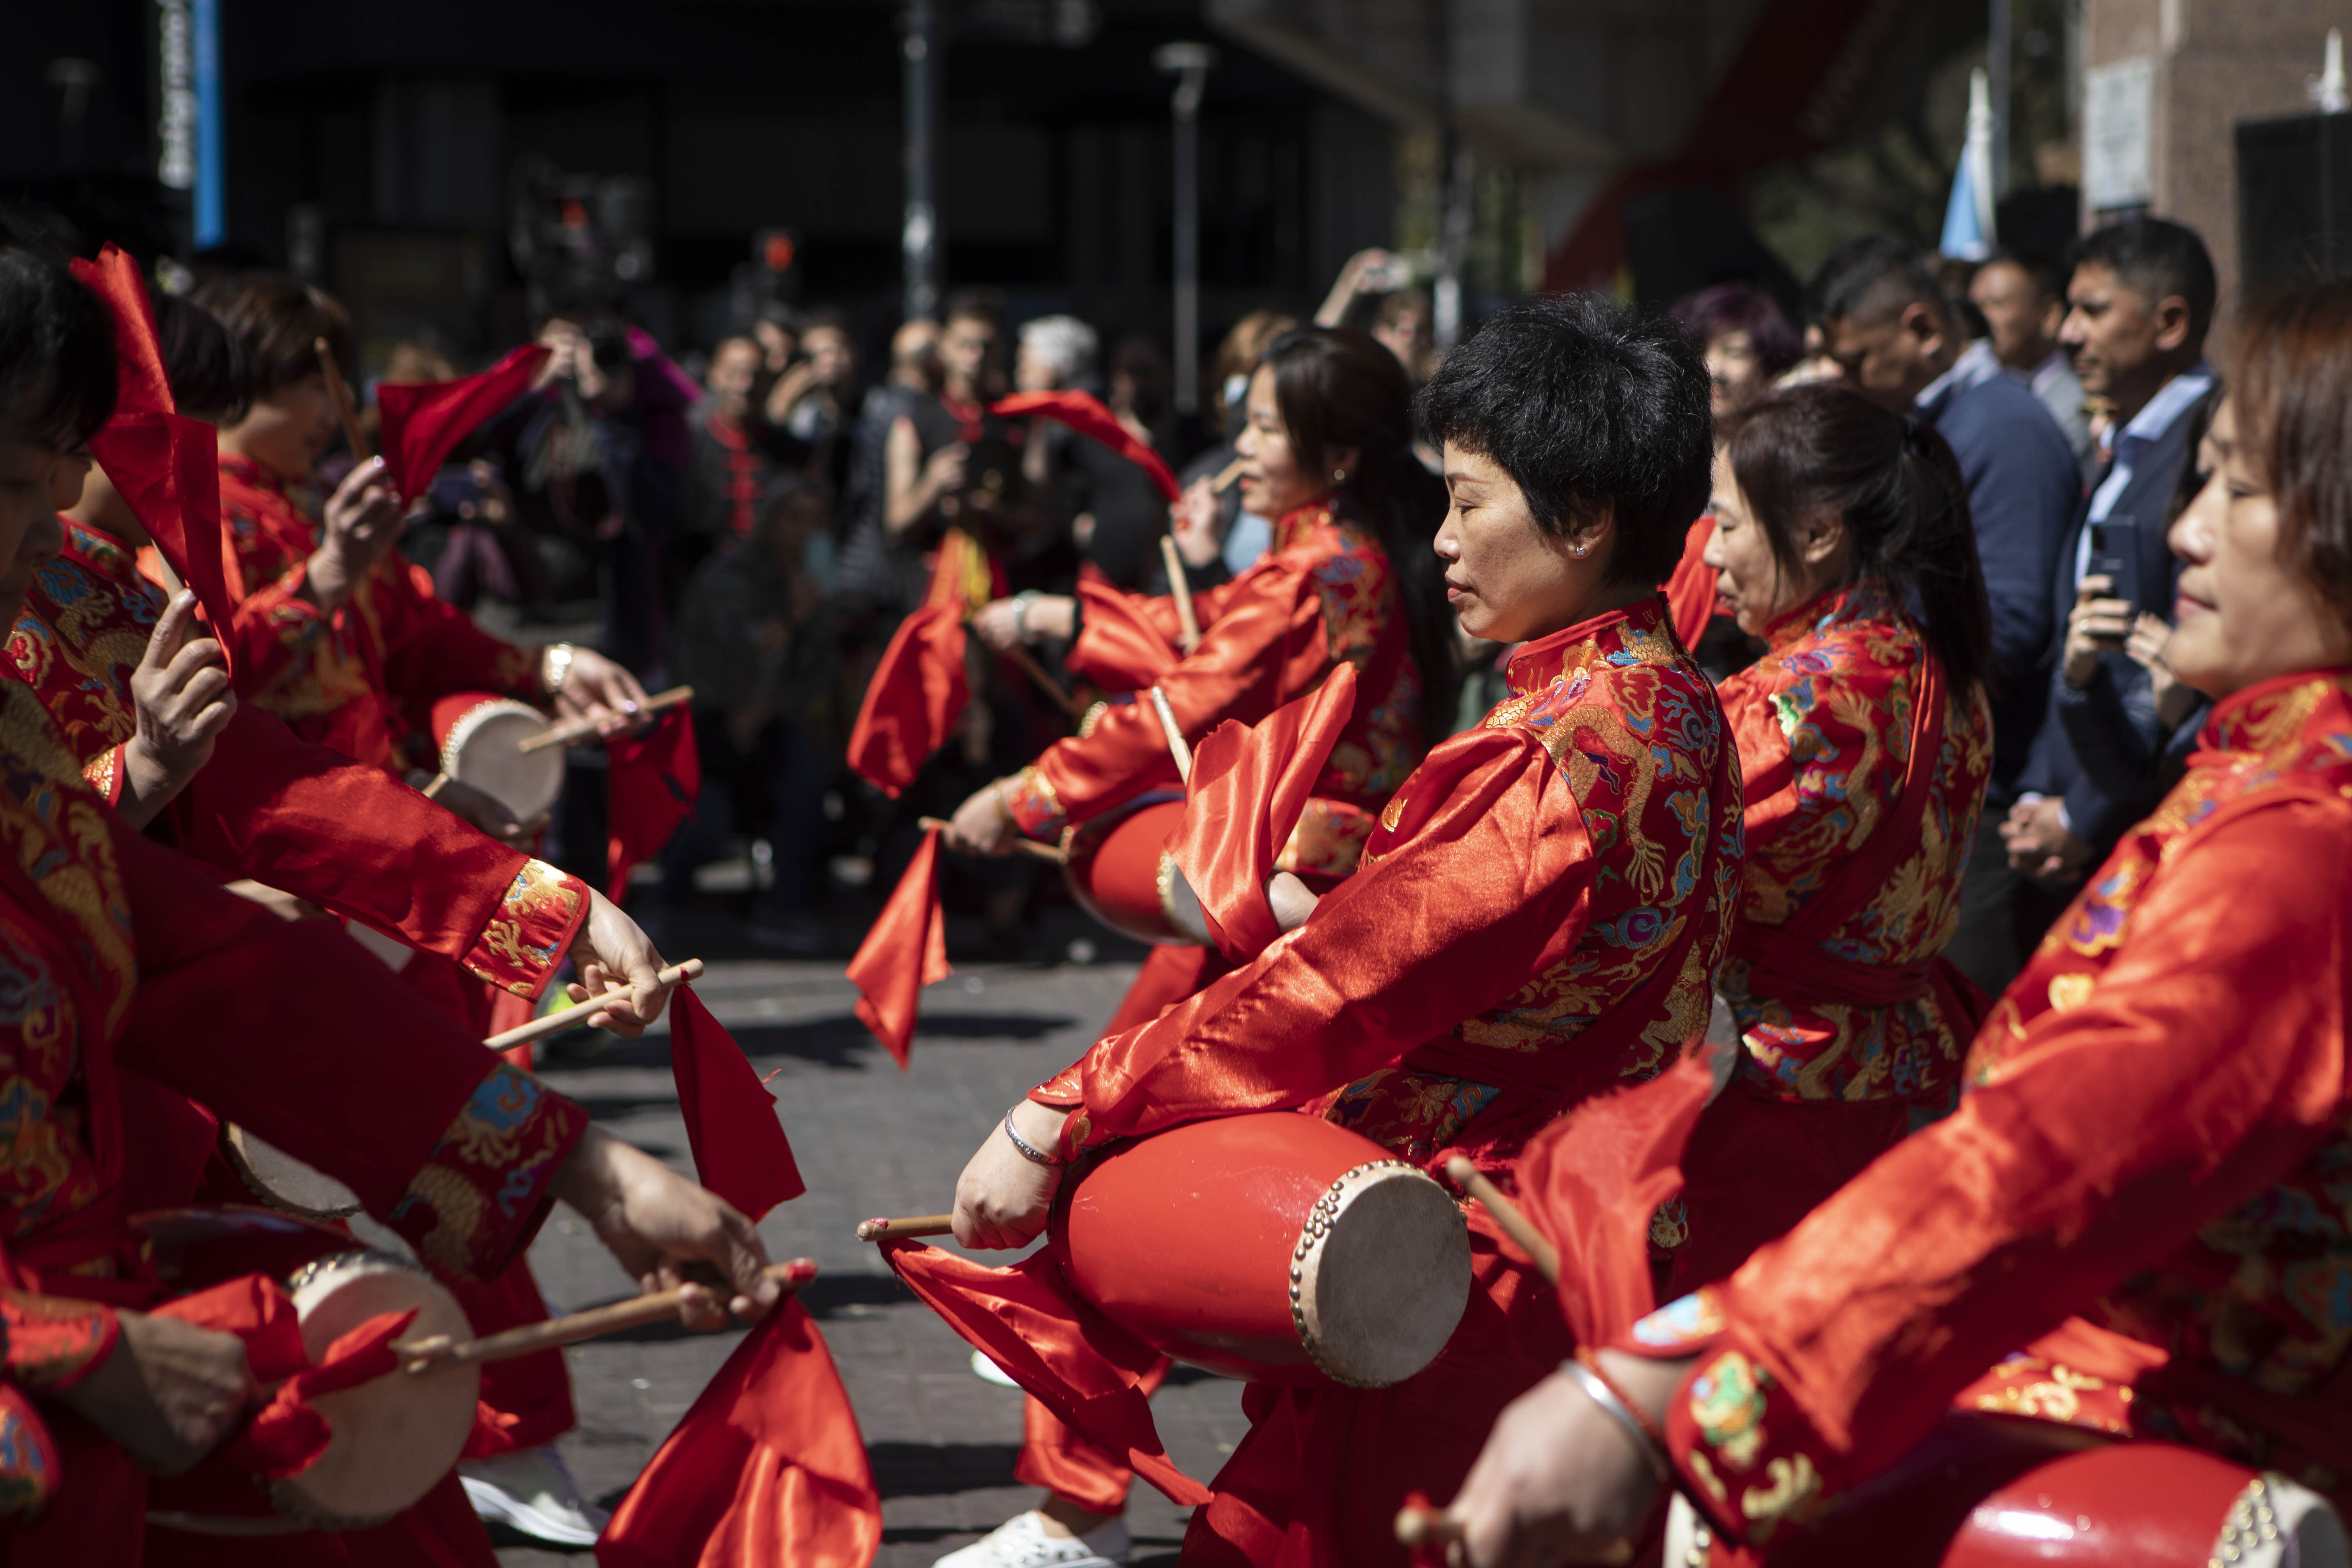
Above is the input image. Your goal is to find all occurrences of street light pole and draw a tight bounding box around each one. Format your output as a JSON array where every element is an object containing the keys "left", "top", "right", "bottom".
[
  {"left": 1154, "top": 42, "right": 1214, "bottom": 415},
  {"left": 903, "top": 0, "right": 940, "bottom": 322}
]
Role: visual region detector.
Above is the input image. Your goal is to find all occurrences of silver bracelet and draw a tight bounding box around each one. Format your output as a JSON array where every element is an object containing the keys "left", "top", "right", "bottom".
[
  {"left": 1010, "top": 590, "right": 1042, "bottom": 643},
  {"left": 1002, "top": 1108, "right": 1066, "bottom": 1167},
  {"left": 542, "top": 642, "right": 576, "bottom": 696},
  {"left": 1563, "top": 1358, "right": 1672, "bottom": 1485}
]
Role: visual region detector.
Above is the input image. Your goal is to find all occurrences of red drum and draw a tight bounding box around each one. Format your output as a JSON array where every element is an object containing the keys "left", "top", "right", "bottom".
[
  {"left": 134, "top": 1210, "right": 481, "bottom": 1535},
  {"left": 429, "top": 691, "right": 562, "bottom": 820},
  {"left": 1061, "top": 796, "right": 1208, "bottom": 947},
  {"left": 1665, "top": 1419, "right": 2347, "bottom": 1566},
  {"left": 1058, "top": 1112, "right": 1471, "bottom": 1388}
]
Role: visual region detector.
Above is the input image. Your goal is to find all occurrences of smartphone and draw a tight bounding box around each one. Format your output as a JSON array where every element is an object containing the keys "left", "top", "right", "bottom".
[{"left": 2086, "top": 518, "right": 2137, "bottom": 609}]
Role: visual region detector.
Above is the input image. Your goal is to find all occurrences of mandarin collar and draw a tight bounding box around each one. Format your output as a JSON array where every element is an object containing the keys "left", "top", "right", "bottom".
[
  {"left": 2199, "top": 665, "right": 2352, "bottom": 756},
  {"left": 1272, "top": 500, "right": 1333, "bottom": 551},
  {"left": 1754, "top": 578, "right": 1894, "bottom": 652},
  {"left": 1504, "top": 595, "right": 1669, "bottom": 695},
  {"left": 218, "top": 451, "right": 284, "bottom": 495}
]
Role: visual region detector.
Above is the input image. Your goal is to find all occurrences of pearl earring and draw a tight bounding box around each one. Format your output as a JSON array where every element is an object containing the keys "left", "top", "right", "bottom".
[{"left": 1573, "top": 545, "right": 1589, "bottom": 557}]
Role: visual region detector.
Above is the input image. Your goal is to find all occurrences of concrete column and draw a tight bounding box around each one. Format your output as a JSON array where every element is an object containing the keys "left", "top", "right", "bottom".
[{"left": 2082, "top": 0, "right": 2338, "bottom": 332}]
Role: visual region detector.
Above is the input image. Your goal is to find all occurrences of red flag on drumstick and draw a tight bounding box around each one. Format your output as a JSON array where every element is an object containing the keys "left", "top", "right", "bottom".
[
  {"left": 990, "top": 390, "right": 1181, "bottom": 502},
  {"left": 878, "top": 1240, "right": 1210, "bottom": 1507},
  {"left": 1064, "top": 575, "right": 1180, "bottom": 693},
  {"left": 1509, "top": 1051, "right": 1716, "bottom": 1345},
  {"left": 606, "top": 708, "right": 701, "bottom": 902},
  {"left": 70, "top": 246, "right": 240, "bottom": 667},
  {"left": 374, "top": 343, "right": 553, "bottom": 503},
  {"left": 598, "top": 1297, "right": 881, "bottom": 1568},
  {"left": 846, "top": 604, "right": 969, "bottom": 797},
  {"left": 845, "top": 827, "right": 951, "bottom": 1069},
  {"left": 1168, "top": 662, "right": 1357, "bottom": 962},
  {"left": 1662, "top": 516, "right": 1720, "bottom": 652},
  {"left": 668, "top": 986, "right": 803, "bottom": 1221}
]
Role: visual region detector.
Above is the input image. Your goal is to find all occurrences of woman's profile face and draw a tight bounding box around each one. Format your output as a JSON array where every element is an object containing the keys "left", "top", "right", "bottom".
[
  {"left": 1433, "top": 444, "right": 1612, "bottom": 644},
  {"left": 1234, "top": 365, "right": 1323, "bottom": 519},
  {"left": 1705, "top": 329, "right": 1766, "bottom": 420},
  {"left": 228, "top": 372, "right": 337, "bottom": 482},
  {"left": 2166, "top": 396, "right": 2352, "bottom": 698}
]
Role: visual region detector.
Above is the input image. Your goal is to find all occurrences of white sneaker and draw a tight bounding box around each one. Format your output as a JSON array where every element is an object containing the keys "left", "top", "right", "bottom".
[
  {"left": 932, "top": 1510, "right": 1132, "bottom": 1568},
  {"left": 971, "top": 1347, "right": 1023, "bottom": 1388},
  {"left": 460, "top": 1445, "right": 610, "bottom": 1547}
]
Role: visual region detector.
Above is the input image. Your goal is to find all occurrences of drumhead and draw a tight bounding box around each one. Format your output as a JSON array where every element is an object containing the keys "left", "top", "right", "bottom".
[
  {"left": 222, "top": 1125, "right": 362, "bottom": 1220},
  {"left": 1293, "top": 1161, "right": 1471, "bottom": 1388},
  {"left": 441, "top": 699, "right": 563, "bottom": 820},
  {"left": 279, "top": 1251, "right": 480, "bottom": 1529}
]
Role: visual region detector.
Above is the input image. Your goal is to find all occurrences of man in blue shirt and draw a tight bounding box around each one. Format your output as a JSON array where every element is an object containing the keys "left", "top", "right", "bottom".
[
  {"left": 1810, "top": 236, "right": 2084, "bottom": 994},
  {"left": 2001, "top": 218, "right": 2217, "bottom": 900}
]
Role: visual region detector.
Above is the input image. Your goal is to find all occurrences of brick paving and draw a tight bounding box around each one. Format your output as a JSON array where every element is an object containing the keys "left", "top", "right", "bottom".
[{"left": 491, "top": 902, "right": 1246, "bottom": 1566}]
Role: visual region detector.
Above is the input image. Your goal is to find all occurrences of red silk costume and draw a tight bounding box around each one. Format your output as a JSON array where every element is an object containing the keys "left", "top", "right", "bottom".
[
  {"left": 1611, "top": 667, "right": 2352, "bottom": 1552},
  {"left": 1021, "top": 595, "right": 1741, "bottom": 1563},
  {"left": 216, "top": 455, "right": 542, "bottom": 774},
  {"left": 11, "top": 520, "right": 589, "bottom": 1000},
  {"left": 1667, "top": 583, "right": 1993, "bottom": 1289},
  {"left": 9, "top": 519, "right": 589, "bottom": 1461},
  {"left": 1001, "top": 501, "right": 1424, "bottom": 882},
  {"left": 0, "top": 679, "right": 586, "bottom": 1559},
  {"left": 1004, "top": 504, "right": 1434, "bottom": 1514}
]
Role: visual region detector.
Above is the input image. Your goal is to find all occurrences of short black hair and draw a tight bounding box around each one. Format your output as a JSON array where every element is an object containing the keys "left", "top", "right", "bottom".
[
  {"left": 1415, "top": 293, "right": 1713, "bottom": 588},
  {"left": 943, "top": 288, "right": 1003, "bottom": 330},
  {"left": 2067, "top": 216, "right": 2217, "bottom": 344},
  {"left": 1979, "top": 247, "right": 2062, "bottom": 302},
  {"left": 0, "top": 209, "right": 117, "bottom": 449},
  {"left": 1806, "top": 235, "right": 1950, "bottom": 332},
  {"left": 192, "top": 269, "right": 355, "bottom": 395}
]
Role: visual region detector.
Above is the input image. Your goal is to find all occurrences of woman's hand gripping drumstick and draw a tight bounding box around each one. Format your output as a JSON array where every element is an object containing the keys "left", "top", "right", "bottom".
[
  {"left": 953, "top": 1099, "right": 1072, "bottom": 1249},
  {"left": 521, "top": 684, "right": 694, "bottom": 753},
  {"left": 484, "top": 957, "right": 704, "bottom": 1050},
  {"left": 547, "top": 1126, "right": 781, "bottom": 1330},
  {"left": 918, "top": 816, "right": 1065, "bottom": 864},
  {"left": 400, "top": 1259, "right": 820, "bottom": 1372},
  {"left": 1444, "top": 1156, "right": 1560, "bottom": 1283}
]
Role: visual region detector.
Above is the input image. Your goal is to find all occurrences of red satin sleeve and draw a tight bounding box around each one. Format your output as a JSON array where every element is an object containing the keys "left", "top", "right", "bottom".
[
  {"left": 105, "top": 813, "right": 586, "bottom": 1275},
  {"left": 374, "top": 558, "right": 542, "bottom": 704},
  {"left": 1619, "top": 794, "right": 2352, "bottom": 1543},
  {"left": 1044, "top": 729, "right": 1598, "bottom": 1154},
  {"left": 1006, "top": 561, "right": 1325, "bottom": 836}
]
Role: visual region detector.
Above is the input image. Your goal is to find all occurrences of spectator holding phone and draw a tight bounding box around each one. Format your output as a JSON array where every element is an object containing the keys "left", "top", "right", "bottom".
[{"left": 2004, "top": 218, "right": 2217, "bottom": 889}]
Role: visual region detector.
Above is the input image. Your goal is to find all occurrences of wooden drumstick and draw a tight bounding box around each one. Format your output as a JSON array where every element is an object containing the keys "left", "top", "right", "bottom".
[
  {"left": 314, "top": 337, "right": 371, "bottom": 462},
  {"left": 481, "top": 958, "right": 705, "bottom": 1050},
  {"left": 1004, "top": 642, "right": 1082, "bottom": 719},
  {"left": 398, "top": 1257, "right": 818, "bottom": 1371},
  {"left": 1148, "top": 685, "right": 1192, "bottom": 783},
  {"left": 1444, "top": 1156, "right": 1560, "bottom": 1285},
  {"left": 916, "top": 817, "right": 1067, "bottom": 864},
  {"left": 1209, "top": 454, "right": 1247, "bottom": 494},
  {"left": 855, "top": 1213, "right": 955, "bottom": 1242},
  {"left": 1160, "top": 534, "right": 1202, "bottom": 652},
  {"left": 517, "top": 685, "right": 696, "bottom": 753}
]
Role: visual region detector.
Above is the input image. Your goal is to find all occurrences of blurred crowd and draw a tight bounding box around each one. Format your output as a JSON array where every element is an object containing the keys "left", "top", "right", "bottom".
[{"left": 269, "top": 211, "right": 2213, "bottom": 990}]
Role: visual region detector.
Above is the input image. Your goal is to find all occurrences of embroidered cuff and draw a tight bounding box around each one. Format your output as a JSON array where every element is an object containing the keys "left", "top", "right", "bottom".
[
  {"left": 0, "top": 1385, "right": 59, "bottom": 1522},
  {"left": 0, "top": 1291, "right": 120, "bottom": 1391},
  {"left": 82, "top": 744, "right": 125, "bottom": 807},
  {"left": 1002, "top": 765, "right": 1067, "bottom": 838},
  {"left": 1615, "top": 1291, "right": 1839, "bottom": 1548},
  {"left": 460, "top": 859, "right": 590, "bottom": 999},
  {"left": 386, "top": 1062, "right": 590, "bottom": 1279},
  {"left": 1028, "top": 1062, "right": 1086, "bottom": 1110}
]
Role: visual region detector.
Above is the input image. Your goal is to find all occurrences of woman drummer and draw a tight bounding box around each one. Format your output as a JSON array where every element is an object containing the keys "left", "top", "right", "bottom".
[
  {"left": 946, "top": 325, "right": 1454, "bottom": 1004},
  {"left": 936, "top": 328, "right": 1455, "bottom": 1565},
  {"left": 196, "top": 272, "right": 646, "bottom": 845},
  {"left": 946, "top": 295, "right": 1739, "bottom": 1567},
  {"left": 1440, "top": 282, "right": 2352, "bottom": 1566},
  {"left": 1661, "top": 385, "right": 1995, "bottom": 1292}
]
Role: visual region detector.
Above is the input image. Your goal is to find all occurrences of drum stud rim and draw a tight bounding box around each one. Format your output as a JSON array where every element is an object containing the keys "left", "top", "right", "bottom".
[{"left": 1288, "top": 1158, "right": 1457, "bottom": 1390}]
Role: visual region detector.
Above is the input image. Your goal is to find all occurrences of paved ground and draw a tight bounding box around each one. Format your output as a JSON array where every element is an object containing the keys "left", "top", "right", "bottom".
[{"left": 490, "top": 897, "right": 1247, "bottom": 1566}]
